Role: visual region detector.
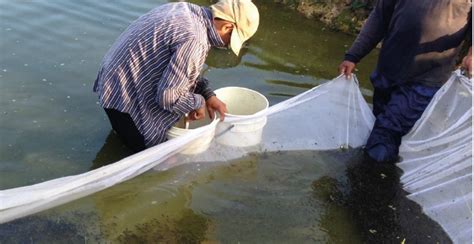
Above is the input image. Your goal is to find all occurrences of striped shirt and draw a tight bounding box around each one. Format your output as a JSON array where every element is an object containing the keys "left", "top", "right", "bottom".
[{"left": 93, "top": 3, "right": 225, "bottom": 147}]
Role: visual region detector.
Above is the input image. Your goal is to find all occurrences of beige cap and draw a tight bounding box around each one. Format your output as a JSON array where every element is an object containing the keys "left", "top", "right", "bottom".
[{"left": 211, "top": 0, "right": 260, "bottom": 56}]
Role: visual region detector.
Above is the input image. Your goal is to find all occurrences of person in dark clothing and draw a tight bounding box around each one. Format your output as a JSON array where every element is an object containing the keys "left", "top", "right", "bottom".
[{"left": 339, "top": 0, "right": 472, "bottom": 163}]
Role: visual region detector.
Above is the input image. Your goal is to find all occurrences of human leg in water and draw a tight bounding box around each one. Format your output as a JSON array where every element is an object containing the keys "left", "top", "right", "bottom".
[{"left": 365, "top": 83, "right": 439, "bottom": 163}]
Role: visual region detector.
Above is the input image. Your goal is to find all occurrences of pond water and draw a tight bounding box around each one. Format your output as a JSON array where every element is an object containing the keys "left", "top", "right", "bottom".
[
  {"left": 0, "top": 150, "right": 451, "bottom": 243},
  {"left": 0, "top": 0, "right": 450, "bottom": 243},
  {"left": 0, "top": 0, "right": 377, "bottom": 189}
]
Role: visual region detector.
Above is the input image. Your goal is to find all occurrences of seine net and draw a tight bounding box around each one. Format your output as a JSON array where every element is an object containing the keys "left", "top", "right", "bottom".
[{"left": 0, "top": 72, "right": 471, "bottom": 243}]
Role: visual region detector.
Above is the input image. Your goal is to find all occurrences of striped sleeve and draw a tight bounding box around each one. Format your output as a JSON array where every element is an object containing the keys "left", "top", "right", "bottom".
[
  {"left": 156, "top": 38, "right": 207, "bottom": 115},
  {"left": 195, "top": 76, "right": 216, "bottom": 100}
]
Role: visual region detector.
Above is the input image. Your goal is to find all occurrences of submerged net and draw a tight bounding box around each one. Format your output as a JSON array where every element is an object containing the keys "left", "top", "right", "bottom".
[
  {"left": 398, "top": 71, "right": 472, "bottom": 243},
  {"left": 0, "top": 73, "right": 471, "bottom": 243}
]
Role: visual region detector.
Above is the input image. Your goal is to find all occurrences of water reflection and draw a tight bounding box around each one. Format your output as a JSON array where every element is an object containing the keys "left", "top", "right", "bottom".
[
  {"left": 205, "top": 48, "right": 243, "bottom": 69},
  {"left": 201, "top": 0, "right": 379, "bottom": 101},
  {"left": 90, "top": 131, "right": 133, "bottom": 170},
  {"left": 266, "top": 79, "right": 316, "bottom": 89},
  {"left": 0, "top": 150, "right": 452, "bottom": 243},
  {"left": 248, "top": 1, "right": 378, "bottom": 82},
  {"left": 0, "top": 0, "right": 380, "bottom": 188}
]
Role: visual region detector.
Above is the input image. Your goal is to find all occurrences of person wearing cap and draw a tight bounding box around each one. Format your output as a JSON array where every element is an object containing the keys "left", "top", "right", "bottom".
[
  {"left": 93, "top": 0, "right": 259, "bottom": 152},
  {"left": 338, "top": 0, "right": 471, "bottom": 164}
]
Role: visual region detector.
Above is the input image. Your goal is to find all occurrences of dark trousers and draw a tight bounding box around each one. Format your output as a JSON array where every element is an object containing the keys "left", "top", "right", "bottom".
[
  {"left": 365, "top": 81, "right": 439, "bottom": 162},
  {"left": 104, "top": 108, "right": 146, "bottom": 153}
]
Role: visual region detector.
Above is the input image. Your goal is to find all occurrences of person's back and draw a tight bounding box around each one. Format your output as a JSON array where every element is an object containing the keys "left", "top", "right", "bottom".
[
  {"left": 98, "top": 3, "right": 209, "bottom": 78},
  {"left": 94, "top": 2, "right": 220, "bottom": 148},
  {"left": 93, "top": 1, "right": 260, "bottom": 151}
]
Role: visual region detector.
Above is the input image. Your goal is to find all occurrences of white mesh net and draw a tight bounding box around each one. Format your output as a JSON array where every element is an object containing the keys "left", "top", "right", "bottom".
[
  {"left": 0, "top": 72, "right": 471, "bottom": 243},
  {"left": 398, "top": 71, "right": 472, "bottom": 243}
]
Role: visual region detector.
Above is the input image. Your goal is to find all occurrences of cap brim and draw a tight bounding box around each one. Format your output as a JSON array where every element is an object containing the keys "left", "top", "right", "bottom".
[{"left": 230, "top": 28, "right": 243, "bottom": 56}]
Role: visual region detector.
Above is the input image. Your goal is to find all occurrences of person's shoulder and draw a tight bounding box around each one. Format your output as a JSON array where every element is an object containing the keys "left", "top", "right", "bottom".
[
  {"left": 148, "top": 2, "right": 194, "bottom": 17},
  {"left": 179, "top": 5, "right": 211, "bottom": 45},
  {"left": 151, "top": 2, "right": 209, "bottom": 46},
  {"left": 158, "top": 2, "right": 199, "bottom": 12}
]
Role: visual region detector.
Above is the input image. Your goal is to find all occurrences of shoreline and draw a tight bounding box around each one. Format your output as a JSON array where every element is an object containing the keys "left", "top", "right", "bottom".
[{"left": 272, "top": 0, "right": 373, "bottom": 35}]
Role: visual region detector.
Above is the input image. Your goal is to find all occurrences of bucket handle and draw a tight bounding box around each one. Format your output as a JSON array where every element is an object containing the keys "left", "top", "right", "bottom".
[{"left": 214, "top": 125, "right": 235, "bottom": 138}]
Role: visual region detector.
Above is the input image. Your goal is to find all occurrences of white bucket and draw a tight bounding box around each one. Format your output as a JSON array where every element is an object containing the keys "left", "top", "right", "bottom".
[
  {"left": 214, "top": 87, "right": 269, "bottom": 147},
  {"left": 166, "top": 112, "right": 218, "bottom": 155}
]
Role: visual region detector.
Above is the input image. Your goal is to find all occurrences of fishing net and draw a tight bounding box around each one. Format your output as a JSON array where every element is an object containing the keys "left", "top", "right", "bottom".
[
  {"left": 398, "top": 70, "right": 472, "bottom": 243},
  {"left": 0, "top": 72, "right": 471, "bottom": 243}
]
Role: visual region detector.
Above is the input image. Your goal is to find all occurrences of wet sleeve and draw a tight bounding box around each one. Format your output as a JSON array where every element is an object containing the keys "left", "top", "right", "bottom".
[
  {"left": 156, "top": 39, "right": 207, "bottom": 116},
  {"left": 345, "top": 0, "right": 397, "bottom": 63},
  {"left": 195, "top": 76, "right": 216, "bottom": 100}
]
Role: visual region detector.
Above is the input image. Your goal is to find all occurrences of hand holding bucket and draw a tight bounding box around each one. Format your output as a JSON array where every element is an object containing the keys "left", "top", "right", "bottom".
[
  {"left": 188, "top": 106, "right": 206, "bottom": 121},
  {"left": 206, "top": 96, "right": 227, "bottom": 121}
]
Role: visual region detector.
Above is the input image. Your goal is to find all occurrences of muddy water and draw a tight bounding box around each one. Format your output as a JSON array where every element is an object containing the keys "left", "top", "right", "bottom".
[
  {"left": 0, "top": 0, "right": 377, "bottom": 188},
  {"left": 0, "top": 0, "right": 451, "bottom": 243},
  {"left": 0, "top": 150, "right": 450, "bottom": 243}
]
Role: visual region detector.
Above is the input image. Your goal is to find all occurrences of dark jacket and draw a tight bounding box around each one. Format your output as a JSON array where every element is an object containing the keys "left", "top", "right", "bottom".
[{"left": 346, "top": 0, "right": 472, "bottom": 87}]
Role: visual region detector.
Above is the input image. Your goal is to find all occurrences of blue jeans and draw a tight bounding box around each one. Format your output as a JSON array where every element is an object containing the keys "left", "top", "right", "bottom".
[{"left": 365, "top": 75, "right": 439, "bottom": 162}]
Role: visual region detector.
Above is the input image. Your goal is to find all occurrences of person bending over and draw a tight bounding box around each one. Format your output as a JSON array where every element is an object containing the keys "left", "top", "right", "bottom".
[{"left": 93, "top": 0, "right": 260, "bottom": 152}]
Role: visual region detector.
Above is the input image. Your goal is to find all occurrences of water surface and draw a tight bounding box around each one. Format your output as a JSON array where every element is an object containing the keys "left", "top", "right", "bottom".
[
  {"left": 0, "top": 150, "right": 451, "bottom": 243},
  {"left": 0, "top": 0, "right": 378, "bottom": 188},
  {"left": 1, "top": 1, "right": 451, "bottom": 243}
]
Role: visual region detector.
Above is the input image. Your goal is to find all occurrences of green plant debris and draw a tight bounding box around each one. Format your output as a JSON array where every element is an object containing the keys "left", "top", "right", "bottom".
[{"left": 117, "top": 209, "right": 210, "bottom": 244}]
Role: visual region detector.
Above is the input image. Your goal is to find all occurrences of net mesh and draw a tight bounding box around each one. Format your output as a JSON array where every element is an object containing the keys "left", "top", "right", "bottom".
[
  {"left": 0, "top": 72, "right": 471, "bottom": 243},
  {"left": 398, "top": 71, "right": 472, "bottom": 243}
]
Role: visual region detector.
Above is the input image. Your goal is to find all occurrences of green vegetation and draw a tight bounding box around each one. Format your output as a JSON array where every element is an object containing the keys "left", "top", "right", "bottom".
[
  {"left": 117, "top": 209, "right": 210, "bottom": 244},
  {"left": 270, "top": 0, "right": 374, "bottom": 34}
]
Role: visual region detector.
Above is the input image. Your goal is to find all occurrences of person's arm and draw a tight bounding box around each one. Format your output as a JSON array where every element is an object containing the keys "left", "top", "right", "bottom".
[
  {"left": 156, "top": 39, "right": 207, "bottom": 116},
  {"left": 340, "top": 0, "right": 397, "bottom": 77},
  {"left": 195, "top": 76, "right": 227, "bottom": 121},
  {"left": 195, "top": 76, "right": 216, "bottom": 100}
]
